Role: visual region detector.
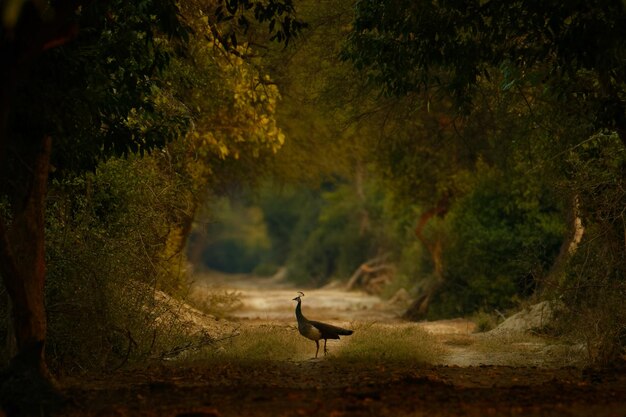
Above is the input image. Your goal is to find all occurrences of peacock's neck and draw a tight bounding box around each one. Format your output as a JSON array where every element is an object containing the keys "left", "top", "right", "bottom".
[{"left": 295, "top": 300, "right": 306, "bottom": 322}]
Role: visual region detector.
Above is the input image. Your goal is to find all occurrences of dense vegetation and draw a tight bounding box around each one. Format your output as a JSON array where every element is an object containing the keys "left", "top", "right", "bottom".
[
  {"left": 0, "top": 0, "right": 624, "bottom": 399},
  {"left": 193, "top": 0, "right": 626, "bottom": 363}
]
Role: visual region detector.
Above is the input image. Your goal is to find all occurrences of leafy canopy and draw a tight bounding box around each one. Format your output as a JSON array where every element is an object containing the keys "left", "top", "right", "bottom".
[{"left": 343, "top": 0, "right": 626, "bottom": 137}]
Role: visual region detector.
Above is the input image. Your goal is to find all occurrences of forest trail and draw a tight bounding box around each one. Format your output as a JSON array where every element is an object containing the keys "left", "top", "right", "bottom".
[
  {"left": 56, "top": 272, "right": 626, "bottom": 417},
  {"left": 190, "top": 272, "right": 562, "bottom": 368},
  {"left": 192, "top": 270, "right": 403, "bottom": 322}
]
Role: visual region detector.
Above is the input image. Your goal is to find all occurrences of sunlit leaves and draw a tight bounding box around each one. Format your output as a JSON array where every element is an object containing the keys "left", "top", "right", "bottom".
[
  {"left": 146, "top": 3, "right": 288, "bottom": 214},
  {"left": 1, "top": 0, "right": 27, "bottom": 30},
  {"left": 171, "top": 27, "right": 285, "bottom": 164}
]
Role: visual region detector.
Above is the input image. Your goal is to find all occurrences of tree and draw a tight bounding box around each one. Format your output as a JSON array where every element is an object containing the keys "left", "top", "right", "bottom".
[
  {"left": 0, "top": 2, "right": 190, "bottom": 412},
  {"left": 343, "top": 1, "right": 626, "bottom": 360},
  {"left": 344, "top": 1, "right": 626, "bottom": 144},
  {"left": 0, "top": 0, "right": 303, "bottom": 413}
]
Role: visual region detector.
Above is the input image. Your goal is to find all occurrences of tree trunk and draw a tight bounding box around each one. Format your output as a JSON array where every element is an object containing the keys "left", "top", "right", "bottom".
[
  {"left": 0, "top": 0, "right": 80, "bottom": 359},
  {"left": 0, "top": 137, "right": 65, "bottom": 416},
  {"left": 0, "top": 136, "right": 51, "bottom": 372},
  {"left": 0, "top": 3, "right": 83, "bottom": 415},
  {"left": 540, "top": 195, "right": 584, "bottom": 296},
  {"left": 403, "top": 196, "right": 449, "bottom": 320}
]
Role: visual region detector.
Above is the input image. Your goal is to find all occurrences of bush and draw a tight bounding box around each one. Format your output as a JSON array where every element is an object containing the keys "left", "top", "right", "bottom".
[
  {"left": 44, "top": 155, "right": 195, "bottom": 373},
  {"left": 555, "top": 133, "right": 626, "bottom": 365},
  {"left": 263, "top": 184, "right": 380, "bottom": 287},
  {"left": 471, "top": 310, "right": 500, "bottom": 333},
  {"left": 430, "top": 165, "right": 565, "bottom": 317}
]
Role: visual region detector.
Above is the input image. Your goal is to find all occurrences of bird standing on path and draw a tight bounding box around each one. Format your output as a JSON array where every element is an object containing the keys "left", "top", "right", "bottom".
[{"left": 292, "top": 291, "right": 353, "bottom": 358}]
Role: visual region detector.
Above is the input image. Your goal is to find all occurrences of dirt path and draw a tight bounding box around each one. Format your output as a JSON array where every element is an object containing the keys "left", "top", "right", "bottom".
[
  {"left": 190, "top": 272, "right": 571, "bottom": 368},
  {"left": 54, "top": 273, "right": 626, "bottom": 417}
]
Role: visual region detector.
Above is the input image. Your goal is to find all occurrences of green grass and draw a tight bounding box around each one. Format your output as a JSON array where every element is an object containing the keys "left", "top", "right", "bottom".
[
  {"left": 200, "top": 324, "right": 311, "bottom": 362},
  {"left": 470, "top": 310, "right": 500, "bottom": 332},
  {"left": 332, "top": 323, "right": 445, "bottom": 364},
  {"left": 187, "top": 322, "right": 444, "bottom": 365},
  {"left": 472, "top": 331, "right": 586, "bottom": 367}
]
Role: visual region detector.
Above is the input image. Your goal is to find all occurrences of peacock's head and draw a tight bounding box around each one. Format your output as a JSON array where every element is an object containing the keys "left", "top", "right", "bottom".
[{"left": 292, "top": 291, "right": 305, "bottom": 302}]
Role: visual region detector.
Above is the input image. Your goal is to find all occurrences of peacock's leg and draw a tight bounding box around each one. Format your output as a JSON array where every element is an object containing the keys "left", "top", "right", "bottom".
[{"left": 315, "top": 340, "right": 319, "bottom": 358}]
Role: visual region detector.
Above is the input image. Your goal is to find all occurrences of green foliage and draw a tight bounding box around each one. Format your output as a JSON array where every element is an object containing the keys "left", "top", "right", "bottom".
[
  {"left": 26, "top": 0, "right": 298, "bottom": 372},
  {"left": 213, "top": 0, "right": 308, "bottom": 48},
  {"left": 257, "top": 186, "right": 322, "bottom": 268},
  {"left": 44, "top": 155, "right": 193, "bottom": 372},
  {"left": 337, "top": 0, "right": 626, "bottom": 362},
  {"left": 4, "top": 0, "right": 624, "bottom": 372},
  {"left": 10, "top": 0, "right": 190, "bottom": 174},
  {"left": 282, "top": 181, "right": 386, "bottom": 286},
  {"left": 430, "top": 165, "right": 565, "bottom": 317},
  {"left": 344, "top": 0, "right": 487, "bottom": 101},
  {"left": 344, "top": 1, "right": 626, "bottom": 130},
  {"left": 197, "top": 175, "right": 396, "bottom": 288},
  {"left": 556, "top": 133, "right": 626, "bottom": 364},
  {"left": 199, "top": 197, "right": 271, "bottom": 273},
  {"left": 193, "top": 183, "right": 365, "bottom": 284}
]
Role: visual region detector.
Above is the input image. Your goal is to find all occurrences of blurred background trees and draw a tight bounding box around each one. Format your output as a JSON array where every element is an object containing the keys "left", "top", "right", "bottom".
[
  {"left": 1, "top": 0, "right": 624, "bottom": 376},
  {"left": 190, "top": 0, "right": 625, "bottom": 362}
]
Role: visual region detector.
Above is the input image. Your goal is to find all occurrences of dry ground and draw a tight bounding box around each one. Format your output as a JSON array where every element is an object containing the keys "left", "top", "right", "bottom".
[{"left": 55, "top": 273, "right": 626, "bottom": 417}]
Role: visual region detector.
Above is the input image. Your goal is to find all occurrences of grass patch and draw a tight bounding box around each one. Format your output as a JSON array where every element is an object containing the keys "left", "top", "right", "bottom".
[
  {"left": 474, "top": 331, "right": 545, "bottom": 352},
  {"left": 470, "top": 310, "right": 500, "bottom": 333},
  {"left": 332, "top": 323, "right": 445, "bottom": 364},
  {"left": 440, "top": 334, "right": 475, "bottom": 347},
  {"left": 199, "top": 324, "right": 311, "bottom": 362},
  {"left": 185, "top": 322, "right": 444, "bottom": 365},
  {"left": 472, "top": 331, "right": 586, "bottom": 367}
]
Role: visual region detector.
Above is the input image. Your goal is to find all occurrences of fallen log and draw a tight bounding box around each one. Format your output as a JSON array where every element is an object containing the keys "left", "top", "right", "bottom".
[{"left": 345, "top": 255, "right": 394, "bottom": 293}]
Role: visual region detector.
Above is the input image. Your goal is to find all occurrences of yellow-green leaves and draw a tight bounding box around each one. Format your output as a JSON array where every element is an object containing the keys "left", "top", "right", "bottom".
[{"left": 177, "top": 24, "right": 285, "bottom": 166}]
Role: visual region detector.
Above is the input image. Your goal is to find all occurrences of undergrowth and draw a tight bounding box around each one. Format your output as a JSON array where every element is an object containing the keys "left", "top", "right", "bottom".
[
  {"left": 200, "top": 324, "right": 310, "bottom": 362},
  {"left": 333, "top": 323, "right": 445, "bottom": 364},
  {"left": 189, "top": 322, "right": 445, "bottom": 365},
  {"left": 473, "top": 331, "right": 586, "bottom": 367},
  {"left": 470, "top": 310, "right": 501, "bottom": 333}
]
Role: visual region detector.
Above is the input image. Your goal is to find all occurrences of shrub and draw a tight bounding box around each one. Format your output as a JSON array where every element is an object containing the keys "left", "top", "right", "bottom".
[
  {"left": 471, "top": 310, "right": 500, "bottom": 333},
  {"left": 430, "top": 165, "right": 565, "bottom": 317},
  {"left": 278, "top": 184, "right": 379, "bottom": 286},
  {"left": 44, "top": 155, "right": 195, "bottom": 373},
  {"left": 555, "top": 133, "right": 626, "bottom": 365}
]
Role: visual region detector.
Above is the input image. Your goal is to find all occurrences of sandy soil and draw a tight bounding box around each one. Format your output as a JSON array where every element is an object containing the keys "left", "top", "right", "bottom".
[{"left": 53, "top": 272, "right": 626, "bottom": 417}]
